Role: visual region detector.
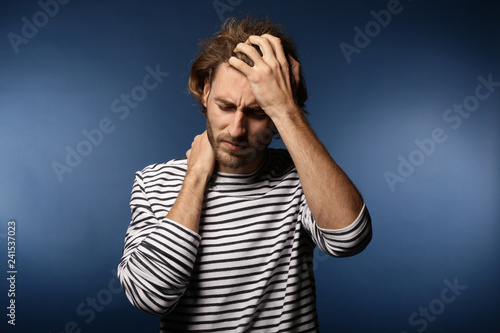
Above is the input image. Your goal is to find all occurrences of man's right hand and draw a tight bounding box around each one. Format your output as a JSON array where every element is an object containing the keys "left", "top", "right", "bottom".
[
  {"left": 165, "top": 131, "right": 215, "bottom": 233},
  {"left": 185, "top": 130, "right": 216, "bottom": 182}
]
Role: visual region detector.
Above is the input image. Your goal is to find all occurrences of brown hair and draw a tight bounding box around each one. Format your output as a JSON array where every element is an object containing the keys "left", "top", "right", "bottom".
[{"left": 188, "top": 15, "right": 307, "bottom": 113}]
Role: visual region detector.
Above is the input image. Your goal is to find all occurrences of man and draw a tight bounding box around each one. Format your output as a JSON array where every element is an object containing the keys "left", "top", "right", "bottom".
[{"left": 118, "top": 15, "right": 372, "bottom": 332}]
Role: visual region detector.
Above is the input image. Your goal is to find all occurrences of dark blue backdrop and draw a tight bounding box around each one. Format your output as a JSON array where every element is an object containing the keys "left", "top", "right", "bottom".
[{"left": 1, "top": 0, "right": 499, "bottom": 332}]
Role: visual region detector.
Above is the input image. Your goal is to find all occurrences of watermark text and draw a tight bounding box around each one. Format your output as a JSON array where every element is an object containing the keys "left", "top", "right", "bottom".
[
  {"left": 6, "top": 220, "right": 17, "bottom": 326},
  {"left": 213, "top": 0, "right": 243, "bottom": 21},
  {"left": 339, "top": 0, "right": 411, "bottom": 64},
  {"left": 7, "top": 0, "right": 71, "bottom": 54},
  {"left": 385, "top": 73, "right": 499, "bottom": 192},
  {"left": 51, "top": 64, "right": 169, "bottom": 182},
  {"left": 400, "top": 277, "right": 467, "bottom": 333}
]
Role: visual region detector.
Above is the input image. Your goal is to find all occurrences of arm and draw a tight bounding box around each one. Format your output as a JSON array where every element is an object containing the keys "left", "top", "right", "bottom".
[
  {"left": 166, "top": 131, "right": 215, "bottom": 233},
  {"left": 229, "top": 35, "right": 364, "bottom": 230},
  {"left": 271, "top": 109, "right": 364, "bottom": 229},
  {"left": 118, "top": 132, "right": 215, "bottom": 314},
  {"left": 118, "top": 170, "right": 202, "bottom": 315}
]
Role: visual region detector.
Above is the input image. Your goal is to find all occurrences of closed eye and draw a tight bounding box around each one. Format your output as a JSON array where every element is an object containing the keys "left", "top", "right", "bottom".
[
  {"left": 246, "top": 108, "right": 267, "bottom": 119},
  {"left": 214, "top": 99, "right": 267, "bottom": 118},
  {"left": 217, "top": 104, "right": 235, "bottom": 111}
]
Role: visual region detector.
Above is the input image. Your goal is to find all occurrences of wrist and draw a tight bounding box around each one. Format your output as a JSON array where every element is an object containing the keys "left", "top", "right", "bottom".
[
  {"left": 268, "top": 102, "right": 302, "bottom": 120},
  {"left": 271, "top": 105, "right": 307, "bottom": 132},
  {"left": 185, "top": 166, "right": 212, "bottom": 187}
]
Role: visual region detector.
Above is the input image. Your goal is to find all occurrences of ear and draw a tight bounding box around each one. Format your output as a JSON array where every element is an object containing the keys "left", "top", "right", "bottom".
[{"left": 202, "top": 78, "right": 210, "bottom": 108}]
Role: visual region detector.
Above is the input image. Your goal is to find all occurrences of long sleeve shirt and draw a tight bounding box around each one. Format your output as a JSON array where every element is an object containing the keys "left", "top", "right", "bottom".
[{"left": 118, "top": 148, "right": 372, "bottom": 332}]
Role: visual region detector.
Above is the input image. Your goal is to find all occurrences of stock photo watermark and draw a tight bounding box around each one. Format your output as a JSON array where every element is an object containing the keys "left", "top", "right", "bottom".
[
  {"left": 339, "top": 0, "right": 413, "bottom": 64},
  {"left": 51, "top": 64, "right": 169, "bottom": 183},
  {"left": 213, "top": 0, "right": 243, "bottom": 21},
  {"left": 384, "top": 73, "right": 499, "bottom": 192},
  {"left": 7, "top": 0, "right": 71, "bottom": 54},
  {"left": 49, "top": 269, "right": 122, "bottom": 333},
  {"left": 400, "top": 277, "right": 467, "bottom": 333},
  {"left": 298, "top": 246, "right": 332, "bottom": 282},
  {"left": 6, "top": 220, "right": 17, "bottom": 326}
]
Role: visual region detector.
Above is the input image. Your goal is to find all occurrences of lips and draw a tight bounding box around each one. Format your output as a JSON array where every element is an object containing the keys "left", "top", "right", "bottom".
[{"left": 222, "top": 140, "right": 245, "bottom": 151}]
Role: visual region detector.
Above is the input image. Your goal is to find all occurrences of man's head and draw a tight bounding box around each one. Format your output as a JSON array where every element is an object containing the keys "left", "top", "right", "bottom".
[
  {"left": 202, "top": 62, "right": 275, "bottom": 173},
  {"left": 189, "top": 16, "right": 307, "bottom": 173},
  {"left": 189, "top": 15, "right": 307, "bottom": 113}
]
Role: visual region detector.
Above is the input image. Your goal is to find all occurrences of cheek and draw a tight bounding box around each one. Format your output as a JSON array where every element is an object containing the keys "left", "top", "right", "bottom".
[
  {"left": 207, "top": 104, "right": 233, "bottom": 127},
  {"left": 206, "top": 107, "right": 225, "bottom": 130}
]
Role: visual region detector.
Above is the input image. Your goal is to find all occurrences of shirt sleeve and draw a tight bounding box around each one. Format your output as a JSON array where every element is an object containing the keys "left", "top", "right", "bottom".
[
  {"left": 300, "top": 196, "right": 372, "bottom": 257},
  {"left": 117, "top": 171, "right": 201, "bottom": 315}
]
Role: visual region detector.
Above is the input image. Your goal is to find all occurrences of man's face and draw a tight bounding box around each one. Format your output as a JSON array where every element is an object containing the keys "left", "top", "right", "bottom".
[{"left": 202, "top": 63, "right": 275, "bottom": 174}]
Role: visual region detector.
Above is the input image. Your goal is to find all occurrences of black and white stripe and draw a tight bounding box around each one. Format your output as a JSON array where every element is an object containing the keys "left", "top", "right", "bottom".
[{"left": 118, "top": 148, "right": 372, "bottom": 332}]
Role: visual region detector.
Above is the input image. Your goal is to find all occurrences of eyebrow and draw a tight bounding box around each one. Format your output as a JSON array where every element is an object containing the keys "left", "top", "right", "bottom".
[
  {"left": 213, "top": 97, "right": 263, "bottom": 112},
  {"left": 213, "top": 97, "right": 235, "bottom": 106}
]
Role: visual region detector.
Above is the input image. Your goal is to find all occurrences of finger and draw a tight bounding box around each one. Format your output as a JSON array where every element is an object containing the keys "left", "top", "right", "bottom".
[
  {"left": 228, "top": 55, "right": 254, "bottom": 77},
  {"left": 233, "top": 42, "right": 266, "bottom": 67},
  {"left": 254, "top": 34, "right": 290, "bottom": 85},
  {"left": 288, "top": 55, "right": 301, "bottom": 88},
  {"left": 247, "top": 35, "right": 276, "bottom": 60},
  {"left": 259, "top": 34, "right": 288, "bottom": 66}
]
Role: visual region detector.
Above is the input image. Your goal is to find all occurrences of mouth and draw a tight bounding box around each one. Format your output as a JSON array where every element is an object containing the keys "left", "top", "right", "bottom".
[{"left": 221, "top": 140, "right": 246, "bottom": 151}]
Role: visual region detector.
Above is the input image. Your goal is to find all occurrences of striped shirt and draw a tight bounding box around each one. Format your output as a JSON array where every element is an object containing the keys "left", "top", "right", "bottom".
[{"left": 118, "top": 148, "right": 372, "bottom": 332}]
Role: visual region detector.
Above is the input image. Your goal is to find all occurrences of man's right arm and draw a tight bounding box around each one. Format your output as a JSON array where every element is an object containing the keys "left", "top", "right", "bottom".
[
  {"left": 118, "top": 131, "right": 214, "bottom": 315},
  {"left": 165, "top": 131, "right": 215, "bottom": 233}
]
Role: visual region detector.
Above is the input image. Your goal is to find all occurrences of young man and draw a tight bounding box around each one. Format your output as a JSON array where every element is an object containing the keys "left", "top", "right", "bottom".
[{"left": 118, "top": 16, "right": 372, "bottom": 332}]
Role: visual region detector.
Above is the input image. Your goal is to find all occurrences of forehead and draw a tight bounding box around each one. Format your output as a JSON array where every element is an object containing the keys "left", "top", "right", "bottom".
[{"left": 211, "top": 63, "right": 254, "bottom": 102}]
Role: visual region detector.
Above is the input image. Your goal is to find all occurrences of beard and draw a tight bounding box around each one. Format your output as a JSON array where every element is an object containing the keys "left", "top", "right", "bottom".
[{"left": 205, "top": 117, "right": 273, "bottom": 171}]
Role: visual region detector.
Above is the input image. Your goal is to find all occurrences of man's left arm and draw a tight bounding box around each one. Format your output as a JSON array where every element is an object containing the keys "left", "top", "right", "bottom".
[
  {"left": 230, "top": 34, "right": 365, "bottom": 230},
  {"left": 270, "top": 109, "right": 364, "bottom": 230}
]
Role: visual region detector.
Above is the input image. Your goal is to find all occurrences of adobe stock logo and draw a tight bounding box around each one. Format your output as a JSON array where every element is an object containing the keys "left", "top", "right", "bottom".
[
  {"left": 400, "top": 277, "right": 467, "bottom": 333},
  {"left": 7, "top": 0, "right": 71, "bottom": 54},
  {"left": 339, "top": 0, "right": 412, "bottom": 64},
  {"left": 212, "top": 0, "right": 243, "bottom": 22},
  {"left": 384, "top": 73, "right": 499, "bottom": 192},
  {"left": 49, "top": 269, "right": 123, "bottom": 333},
  {"left": 51, "top": 64, "right": 169, "bottom": 182}
]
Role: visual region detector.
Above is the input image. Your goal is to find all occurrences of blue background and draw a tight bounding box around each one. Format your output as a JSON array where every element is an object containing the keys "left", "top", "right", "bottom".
[{"left": 1, "top": 0, "right": 499, "bottom": 332}]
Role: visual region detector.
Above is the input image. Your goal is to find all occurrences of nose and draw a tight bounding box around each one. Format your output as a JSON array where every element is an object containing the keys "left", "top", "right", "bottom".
[{"left": 228, "top": 110, "right": 247, "bottom": 138}]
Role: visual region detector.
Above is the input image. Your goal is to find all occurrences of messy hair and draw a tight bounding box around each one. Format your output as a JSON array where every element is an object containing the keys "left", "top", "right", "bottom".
[{"left": 188, "top": 15, "right": 307, "bottom": 113}]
